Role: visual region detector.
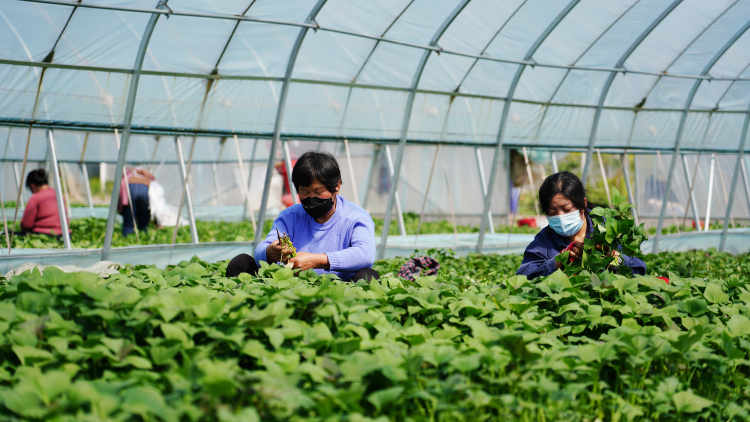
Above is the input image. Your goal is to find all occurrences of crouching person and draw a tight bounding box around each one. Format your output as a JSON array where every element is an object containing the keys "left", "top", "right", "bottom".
[{"left": 226, "top": 151, "right": 379, "bottom": 282}]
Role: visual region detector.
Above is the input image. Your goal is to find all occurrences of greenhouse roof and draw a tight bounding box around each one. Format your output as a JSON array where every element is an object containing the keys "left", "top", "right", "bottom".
[{"left": 2, "top": 0, "right": 750, "bottom": 152}]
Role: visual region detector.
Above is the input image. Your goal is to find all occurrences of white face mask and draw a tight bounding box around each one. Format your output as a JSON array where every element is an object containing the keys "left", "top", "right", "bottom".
[{"left": 547, "top": 209, "right": 584, "bottom": 237}]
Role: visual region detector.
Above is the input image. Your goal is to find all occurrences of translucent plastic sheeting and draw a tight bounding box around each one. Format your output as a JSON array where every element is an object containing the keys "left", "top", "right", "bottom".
[
  {"left": 361, "top": 144, "right": 510, "bottom": 224},
  {"left": 2, "top": 0, "right": 750, "bottom": 150},
  {"left": 0, "top": 127, "right": 277, "bottom": 163},
  {"left": 634, "top": 153, "right": 750, "bottom": 220},
  {"left": 641, "top": 229, "right": 750, "bottom": 255}
]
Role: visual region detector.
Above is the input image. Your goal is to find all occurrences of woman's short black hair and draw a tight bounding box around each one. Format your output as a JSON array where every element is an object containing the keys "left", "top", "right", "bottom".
[
  {"left": 538, "top": 171, "right": 587, "bottom": 213},
  {"left": 291, "top": 151, "right": 341, "bottom": 193},
  {"left": 26, "top": 169, "right": 48, "bottom": 190}
]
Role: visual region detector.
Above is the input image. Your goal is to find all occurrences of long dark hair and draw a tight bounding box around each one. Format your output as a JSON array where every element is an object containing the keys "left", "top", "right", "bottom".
[
  {"left": 538, "top": 171, "right": 587, "bottom": 214},
  {"left": 26, "top": 169, "right": 48, "bottom": 190}
]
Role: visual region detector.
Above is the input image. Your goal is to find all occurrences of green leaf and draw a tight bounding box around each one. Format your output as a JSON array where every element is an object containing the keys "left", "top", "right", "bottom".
[
  {"left": 368, "top": 386, "right": 404, "bottom": 412},
  {"left": 703, "top": 283, "right": 729, "bottom": 304},
  {"left": 673, "top": 390, "right": 712, "bottom": 413},
  {"left": 727, "top": 314, "right": 750, "bottom": 337},
  {"left": 13, "top": 346, "right": 53, "bottom": 366},
  {"left": 678, "top": 298, "right": 707, "bottom": 317},
  {"left": 121, "top": 386, "right": 173, "bottom": 421}
]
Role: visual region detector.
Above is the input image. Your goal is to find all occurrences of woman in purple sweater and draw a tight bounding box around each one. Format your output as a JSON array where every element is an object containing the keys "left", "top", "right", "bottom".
[{"left": 226, "top": 151, "right": 379, "bottom": 282}]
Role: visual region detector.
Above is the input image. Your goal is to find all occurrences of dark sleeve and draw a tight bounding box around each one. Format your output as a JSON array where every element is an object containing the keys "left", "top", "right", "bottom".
[
  {"left": 620, "top": 255, "right": 647, "bottom": 276},
  {"left": 516, "top": 239, "right": 559, "bottom": 280}
]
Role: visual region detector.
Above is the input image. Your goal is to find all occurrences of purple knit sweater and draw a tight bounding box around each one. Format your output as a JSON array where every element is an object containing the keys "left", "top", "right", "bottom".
[{"left": 254, "top": 196, "right": 376, "bottom": 281}]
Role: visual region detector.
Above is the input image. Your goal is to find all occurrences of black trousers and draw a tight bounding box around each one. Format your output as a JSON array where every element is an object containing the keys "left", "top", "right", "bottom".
[{"left": 226, "top": 253, "right": 380, "bottom": 282}]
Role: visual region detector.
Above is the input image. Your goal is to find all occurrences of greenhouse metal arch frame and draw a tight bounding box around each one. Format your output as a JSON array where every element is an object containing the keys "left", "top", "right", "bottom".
[{"left": 2, "top": 0, "right": 750, "bottom": 261}]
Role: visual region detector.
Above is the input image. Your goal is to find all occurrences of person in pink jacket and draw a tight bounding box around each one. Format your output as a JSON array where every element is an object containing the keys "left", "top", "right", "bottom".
[{"left": 20, "top": 169, "right": 69, "bottom": 239}]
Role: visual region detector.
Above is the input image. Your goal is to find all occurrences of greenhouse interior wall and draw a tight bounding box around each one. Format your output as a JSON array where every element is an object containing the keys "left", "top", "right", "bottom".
[{"left": 1, "top": 0, "right": 750, "bottom": 271}]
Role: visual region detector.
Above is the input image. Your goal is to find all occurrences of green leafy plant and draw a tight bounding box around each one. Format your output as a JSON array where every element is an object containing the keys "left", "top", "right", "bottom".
[
  {"left": 557, "top": 187, "right": 647, "bottom": 276},
  {"left": 1, "top": 251, "right": 749, "bottom": 421}
]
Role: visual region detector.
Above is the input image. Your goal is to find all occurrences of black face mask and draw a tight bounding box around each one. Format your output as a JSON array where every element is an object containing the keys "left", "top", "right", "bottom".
[{"left": 301, "top": 195, "right": 335, "bottom": 219}]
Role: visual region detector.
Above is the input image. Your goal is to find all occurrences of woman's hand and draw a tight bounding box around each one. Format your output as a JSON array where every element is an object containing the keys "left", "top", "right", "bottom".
[
  {"left": 568, "top": 241, "right": 584, "bottom": 261},
  {"left": 266, "top": 240, "right": 284, "bottom": 263},
  {"left": 556, "top": 241, "right": 585, "bottom": 269},
  {"left": 289, "top": 252, "right": 329, "bottom": 270}
]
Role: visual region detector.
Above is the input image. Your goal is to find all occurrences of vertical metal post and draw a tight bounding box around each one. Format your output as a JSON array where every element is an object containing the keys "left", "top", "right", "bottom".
[
  {"left": 233, "top": 135, "right": 256, "bottom": 233},
  {"left": 385, "top": 145, "right": 407, "bottom": 236},
  {"left": 99, "top": 162, "right": 106, "bottom": 193},
  {"left": 597, "top": 150, "right": 612, "bottom": 208},
  {"left": 705, "top": 153, "right": 716, "bottom": 232},
  {"left": 621, "top": 153, "right": 638, "bottom": 225},
  {"left": 360, "top": 144, "right": 379, "bottom": 208},
  {"left": 681, "top": 154, "right": 702, "bottom": 230},
  {"left": 211, "top": 162, "right": 223, "bottom": 219},
  {"left": 343, "top": 139, "right": 359, "bottom": 205},
  {"left": 441, "top": 158, "right": 459, "bottom": 245},
  {"left": 59, "top": 163, "right": 73, "bottom": 217},
  {"left": 102, "top": 0, "right": 169, "bottom": 261},
  {"left": 522, "top": 147, "right": 539, "bottom": 215},
  {"left": 477, "top": 0, "right": 580, "bottom": 254},
  {"left": 715, "top": 154, "right": 734, "bottom": 227},
  {"left": 46, "top": 130, "right": 71, "bottom": 250},
  {"left": 13, "top": 162, "right": 24, "bottom": 208},
  {"left": 719, "top": 112, "right": 750, "bottom": 251},
  {"left": 415, "top": 144, "right": 441, "bottom": 242},
  {"left": 255, "top": 0, "right": 329, "bottom": 246},
  {"left": 81, "top": 164, "right": 94, "bottom": 214},
  {"left": 475, "top": 148, "right": 494, "bottom": 234},
  {"left": 241, "top": 138, "right": 259, "bottom": 222},
  {"left": 551, "top": 152, "right": 559, "bottom": 174},
  {"left": 281, "top": 140, "right": 298, "bottom": 204},
  {"left": 175, "top": 137, "right": 199, "bottom": 244}
]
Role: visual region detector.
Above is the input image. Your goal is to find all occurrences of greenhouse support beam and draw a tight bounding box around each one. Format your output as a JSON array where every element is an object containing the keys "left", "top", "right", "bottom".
[
  {"left": 652, "top": 18, "right": 750, "bottom": 253},
  {"left": 681, "top": 154, "right": 702, "bottom": 230},
  {"left": 242, "top": 139, "right": 259, "bottom": 222},
  {"left": 581, "top": 0, "right": 683, "bottom": 186},
  {"left": 415, "top": 145, "right": 441, "bottom": 243},
  {"left": 174, "top": 137, "right": 199, "bottom": 244},
  {"left": 102, "top": 0, "right": 168, "bottom": 261},
  {"left": 719, "top": 112, "right": 750, "bottom": 252},
  {"left": 522, "top": 147, "right": 539, "bottom": 215},
  {"left": 81, "top": 164, "right": 94, "bottom": 213},
  {"left": 621, "top": 153, "right": 638, "bottom": 225},
  {"left": 24, "top": 0, "right": 750, "bottom": 83},
  {"left": 551, "top": 153, "right": 559, "bottom": 174},
  {"left": 343, "top": 140, "right": 359, "bottom": 205},
  {"left": 384, "top": 145, "right": 407, "bottom": 237},
  {"left": 378, "top": 0, "right": 471, "bottom": 259},
  {"left": 477, "top": 0, "right": 580, "bottom": 254},
  {"left": 282, "top": 140, "right": 298, "bottom": 205},
  {"left": 46, "top": 130, "right": 71, "bottom": 250},
  {"left": 597, "top": 150, "right": 612, "bottom": 208},
  {"left": 234, "top": 135, "right": 256, "bottom": 233},
  {"left": 255, "top": 0, "right": 328, "bottom": 246},
  {"left": 705, "top": 153, "right": 716, "bottom": 232},
  {"left": 360, "top": 145, "right": 380, "bottom": 208},
  {"left": 211, "top": 162, "right": 223, "bottom": 219},
  {"left": 475, "top": 148, "right": 494, "bottom": 235}
]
